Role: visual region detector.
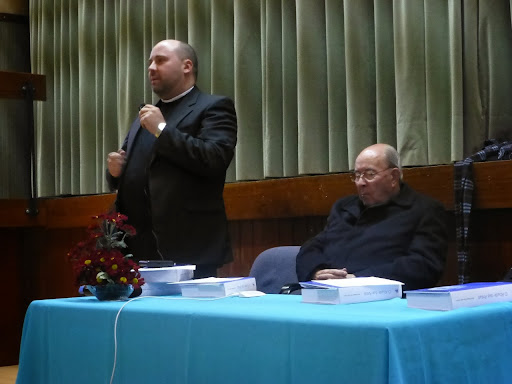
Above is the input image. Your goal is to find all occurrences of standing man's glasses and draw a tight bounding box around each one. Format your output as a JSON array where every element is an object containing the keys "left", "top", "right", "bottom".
[{"left": 350, "top": 168, "right": 393, "bottom": 182}]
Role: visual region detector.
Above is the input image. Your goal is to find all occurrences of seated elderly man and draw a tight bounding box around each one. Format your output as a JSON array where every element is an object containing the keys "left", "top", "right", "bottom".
[{"left": 296, "top": 143, "right": 448, "bottom": 291}]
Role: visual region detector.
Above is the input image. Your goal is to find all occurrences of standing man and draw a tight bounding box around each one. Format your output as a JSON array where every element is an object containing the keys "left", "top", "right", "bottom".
[
  {"left": 107, "top": 39, "right": 237, "bottom": 278},
  {"left": 296, "top": 144, "right": 448, "bottom": 290}
]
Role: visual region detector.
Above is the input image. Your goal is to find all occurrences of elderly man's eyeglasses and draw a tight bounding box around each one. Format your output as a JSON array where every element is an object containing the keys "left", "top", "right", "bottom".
[{"left": 350, "top": 168, "right": 392, "bottom": 182}]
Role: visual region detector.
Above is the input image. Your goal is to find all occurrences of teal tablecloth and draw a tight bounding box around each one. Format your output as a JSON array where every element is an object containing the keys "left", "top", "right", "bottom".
[{"left": 16, "top": 295, "right": 512, "bottom": 384}]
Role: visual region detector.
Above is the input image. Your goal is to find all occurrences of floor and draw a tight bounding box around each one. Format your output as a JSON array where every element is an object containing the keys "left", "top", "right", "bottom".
[{"left": 0, "top": 366, "right": 17, "bottom": 384}]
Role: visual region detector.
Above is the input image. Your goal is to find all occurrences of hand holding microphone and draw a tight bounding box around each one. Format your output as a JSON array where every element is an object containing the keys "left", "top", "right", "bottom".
[{"left": 139, "top": 104, "right": 166, "bottom": 138}]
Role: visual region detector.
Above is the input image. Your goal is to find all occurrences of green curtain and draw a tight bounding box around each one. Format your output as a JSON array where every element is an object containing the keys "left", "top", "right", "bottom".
[{"left": 27, "top": 0, "right": 512, "bottom": 197}]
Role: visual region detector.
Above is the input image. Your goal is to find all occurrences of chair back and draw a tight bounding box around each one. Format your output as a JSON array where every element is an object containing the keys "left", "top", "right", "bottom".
[{"left": 249, "top": 246, "right": 301, "bottom": 293}]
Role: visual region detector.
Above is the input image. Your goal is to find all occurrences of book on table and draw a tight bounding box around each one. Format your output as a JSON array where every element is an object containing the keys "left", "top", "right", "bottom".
[
  {"left": 405, "top": 282, "right": 512, "bottom": 311},
  {"left": 138, "top": 265, "right": 196, "bottom": 296},
  {"left": 174, "top": 277, "right": 257, "bottom": 298},
  {"left": 300, "top": 277, "right": 404, "bottom": 305}
]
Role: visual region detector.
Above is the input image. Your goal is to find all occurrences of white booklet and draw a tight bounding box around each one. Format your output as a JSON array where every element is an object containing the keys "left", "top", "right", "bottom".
[
  {"left": 139, "top": 265, "right": 196, "bottom": 296},
  {"left": 173, "top": 277, "right": 257, "bottom": 298},
  {"left": 405, "top": 282, "right": 512, "bottom": 311},
  {"left": 300, "top": 277, "right": 403, "bottom": 305}
]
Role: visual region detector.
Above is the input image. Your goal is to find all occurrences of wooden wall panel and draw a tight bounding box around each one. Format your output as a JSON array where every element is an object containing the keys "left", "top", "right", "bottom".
[
  {"left": 0, "top": 230, "right": 23, "bottom": 366},
  {"left": 470, "top": 209, "right": 512, "bottom": 282},
  {"left": 0, "top": 0, "right": 29, "bottom": 15},
  {"left": 0, "top": 71, "right": 46, "bottom": 101},
  {"left": 0, "top": 199, "right": 45, "bottom": 227},
  {"left": 44, "top": 194, "right": 116, "bottom": 228},
  {"left": 25, "top": 228, "right": 85, "bottom": 300},
  {"left": 472, "top": 162, "right": 512, "bottom": 209},
  {"left": 219, "top": 216, "right": 326, "bottom": 277}
]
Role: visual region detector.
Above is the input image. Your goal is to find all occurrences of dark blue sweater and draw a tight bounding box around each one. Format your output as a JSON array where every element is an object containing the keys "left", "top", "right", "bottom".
[{"left": 296, "top": 183, "right": 448, "bottom": 290}]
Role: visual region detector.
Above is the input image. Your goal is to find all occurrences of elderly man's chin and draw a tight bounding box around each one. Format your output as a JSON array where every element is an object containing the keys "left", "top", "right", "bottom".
[
  {"left": 359, "top": 193, "right": 370, "bottom": 206},
  {"left": 359, "top": 193, "right": 381, "bottom": 207}
]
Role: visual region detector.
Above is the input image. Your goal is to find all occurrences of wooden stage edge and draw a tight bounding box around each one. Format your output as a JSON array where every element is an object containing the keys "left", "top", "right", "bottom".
[{"left": 1, "top": 160, "right": 512, "bottom": 229}]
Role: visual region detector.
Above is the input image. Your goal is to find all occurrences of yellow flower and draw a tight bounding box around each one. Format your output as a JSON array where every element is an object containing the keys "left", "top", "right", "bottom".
[
  {"left": 100, "top": 257, "right": 105, "bottom": 262},
  {"left": 84, "top": 260, "right": 91, "bottom": 265},
  {"left": 120, "top": 277, "right": 127, "bottom": 283},
  {"left": 112, "top": 264, "right": 118, "bottom": 270},
  {"left": 132, "top": 278, "right": 139, "bottom": 284}
]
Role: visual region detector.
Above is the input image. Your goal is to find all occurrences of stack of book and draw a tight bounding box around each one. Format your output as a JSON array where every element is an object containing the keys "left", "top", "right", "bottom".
[
  {"left": 300, "top": 277, "right": 404, "bottom": 305},
  {"left": 138, "top": 265, "right": 196, "bottom": 296},
  {"left": 174, "top": 277, "right": 257, "bottom": 298},
  {"left": 405, "top": 281, "right": 512, "bottom": 311}
]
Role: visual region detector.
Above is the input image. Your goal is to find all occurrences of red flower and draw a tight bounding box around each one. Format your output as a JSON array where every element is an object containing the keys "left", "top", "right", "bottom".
[{"left": 68, "top": 212, "right": 145, "bottom": 289}]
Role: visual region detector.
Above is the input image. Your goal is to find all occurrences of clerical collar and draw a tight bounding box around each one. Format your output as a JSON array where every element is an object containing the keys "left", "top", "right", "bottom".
[{"left": 161, "top": 86, "right": 194, "bottom": 103}]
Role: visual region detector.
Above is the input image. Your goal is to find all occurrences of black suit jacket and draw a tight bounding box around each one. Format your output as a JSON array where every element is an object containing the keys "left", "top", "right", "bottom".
[{"left": 107, "top": 87, "right": 237, "bottom": 266}]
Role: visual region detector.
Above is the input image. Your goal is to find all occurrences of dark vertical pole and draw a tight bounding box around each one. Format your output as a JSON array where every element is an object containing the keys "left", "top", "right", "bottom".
[{"left": 22, "top": 81, "right": 38, "bottom": 216}]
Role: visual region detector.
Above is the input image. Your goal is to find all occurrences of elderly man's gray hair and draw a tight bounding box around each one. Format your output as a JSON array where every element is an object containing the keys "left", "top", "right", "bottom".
[{"left": 384, "top": 145, "right": 402, "bottom": 178}]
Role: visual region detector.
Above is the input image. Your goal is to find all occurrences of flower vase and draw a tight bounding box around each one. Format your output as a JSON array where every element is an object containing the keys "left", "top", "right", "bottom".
[{"left": 87, "top": 284, "right": 134, "bottom": 301}]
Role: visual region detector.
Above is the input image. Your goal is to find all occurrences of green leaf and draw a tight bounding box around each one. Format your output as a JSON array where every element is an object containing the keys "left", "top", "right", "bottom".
[{"left": 96, "top": 271, "right": 115, "bottom": 284}]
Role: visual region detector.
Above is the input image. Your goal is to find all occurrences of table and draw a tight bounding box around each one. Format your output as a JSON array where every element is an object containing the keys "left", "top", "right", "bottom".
[{"left": 16, "top": 295, "right": 512, "bottom": 384}]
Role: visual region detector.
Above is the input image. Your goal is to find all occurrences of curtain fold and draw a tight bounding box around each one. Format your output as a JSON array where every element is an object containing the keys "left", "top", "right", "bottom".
[
  {"left": 25, "top": 0, "right": 512, "bottom": 197},
  {"left": 394, "top": 0, "right": 428, "bottom": 165},
  {"left": 296, "top": 0, "right": 329, "bottom": 175},
  {"left": 326, "top": 0, "right": 348, "bottom": 172},
  {"left": 345, "top": 0, "right": 377, "bottom": 165},
  {"left": 234, "top": 0, "right": 263, "bottom": 181},
  {"left": 263, "top": 0, "right": 284, "bottom": 178},
  {"left": 374, "top": 0, "right": 396, "bottom": 148}
]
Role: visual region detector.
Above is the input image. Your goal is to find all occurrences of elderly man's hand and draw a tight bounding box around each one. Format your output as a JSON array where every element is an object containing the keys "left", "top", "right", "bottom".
[{"left": 313, "top": 268, "right": 349, "bottom": 280}]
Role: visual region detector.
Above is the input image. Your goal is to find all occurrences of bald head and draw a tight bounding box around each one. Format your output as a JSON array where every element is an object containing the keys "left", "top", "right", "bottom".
[
  {"left": 168, "top": 40, "right": 198, "bottom": 78},
  {"left": 358, "top": 144, "right": 402, "bottom": 175},
  {"left": 353, "top": 144, "right": 402, "bottom": 206},
  {"left": 148, "top": 39, "right": 198, "bottom": 99}
]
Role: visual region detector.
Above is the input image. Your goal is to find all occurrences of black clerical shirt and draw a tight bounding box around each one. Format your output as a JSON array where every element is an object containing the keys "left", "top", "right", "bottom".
[{"left": 117, "top": 98, "right": 187, "bottom": 260}]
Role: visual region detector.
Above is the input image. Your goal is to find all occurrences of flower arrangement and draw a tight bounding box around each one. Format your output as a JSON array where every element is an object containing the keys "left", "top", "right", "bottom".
[{"left": 68, "top": 212, "right": 145, "bottom": 290}]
